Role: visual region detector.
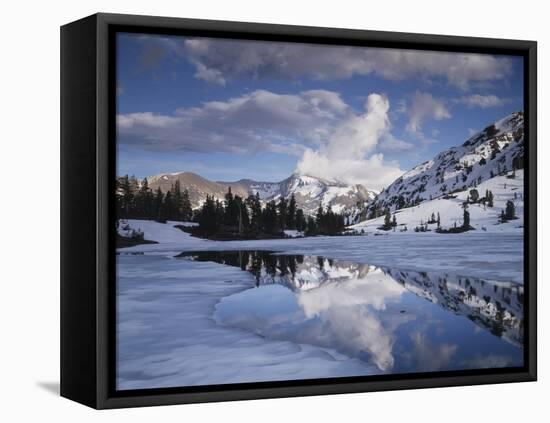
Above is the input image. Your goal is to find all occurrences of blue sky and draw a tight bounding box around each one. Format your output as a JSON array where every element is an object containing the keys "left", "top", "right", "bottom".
[{"left": 116, "top": 33, "right": 523, "bottom": 190}]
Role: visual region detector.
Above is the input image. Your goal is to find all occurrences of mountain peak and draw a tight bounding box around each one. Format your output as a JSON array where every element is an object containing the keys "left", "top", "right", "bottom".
[{"left": 366, "top": 112, "right": 524, "bottom": 216}]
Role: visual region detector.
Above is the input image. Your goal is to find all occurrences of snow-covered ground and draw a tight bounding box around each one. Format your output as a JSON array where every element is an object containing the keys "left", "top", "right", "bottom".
[{"left": 351, "top": 170, "right": 524, "bottom": 235}]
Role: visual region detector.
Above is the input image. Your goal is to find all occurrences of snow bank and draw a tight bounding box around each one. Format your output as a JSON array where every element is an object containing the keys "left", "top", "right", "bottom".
[{"left": 120, "top": 219, "right": 206, "bottom": 248}]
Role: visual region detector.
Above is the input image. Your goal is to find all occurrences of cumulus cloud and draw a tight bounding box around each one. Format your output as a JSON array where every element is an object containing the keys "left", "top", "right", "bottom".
[
  {"left": 134, "top": 35, "right": 514, "bottom": 89},
  {"left": 405, "top": 91, "right": 451, "bottom": 135},
  {"left": 296, "top": 94, "right": 404, "bottom": 189},
  {"left": 118, "top": 90, "right": 405, "bottom": 189},
  {"left": 454, "top": 94, "right": 510, "bottom": 108},
  {"left": 117, "top": 89, "right": 348, "bottom": 155},
  {"left": 179, "top": 38, "right": 512, "bottom": 89}
]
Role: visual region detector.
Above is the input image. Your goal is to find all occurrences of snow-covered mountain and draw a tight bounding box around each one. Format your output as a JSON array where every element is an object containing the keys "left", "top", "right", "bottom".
[
  {"left": 149, "top": 172, "right": 376, "bottom": 216},
  {"left": 367, "top": 112, "right": 524, "bottom": 216},
  {"left": 220, "top": 173, "right": 376, "bottom": 215},
  {"left": 351, "top": 169, "right": 524, "bottom": 234}
]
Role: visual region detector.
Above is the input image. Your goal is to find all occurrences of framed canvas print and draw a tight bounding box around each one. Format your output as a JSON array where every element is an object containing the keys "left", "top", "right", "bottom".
[{"left": 60, "top": 13, "right": 537, "bottom": 409}]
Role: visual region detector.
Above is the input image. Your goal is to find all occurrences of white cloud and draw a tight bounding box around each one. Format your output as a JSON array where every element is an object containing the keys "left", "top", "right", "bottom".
[
  {"left": 454, "top": 94, "right": 510, "bottom": 108},
  {"left": 134, "top": 35, "right": 514, "bottom": 90},
  {"left": 118, "top": 90, "right": 406, "bottom": 189},
  {"left": 117, "top": 89, "right": 348, "bottom": 155},
  {"left": 405, "top": 91, "right": 451, "bottom": 135},
  {"left": 296, "top": 94, "right": 404, "bottom": 190},
  {"left": 179, "top": 38, "right": 513, "bottom": 90}
]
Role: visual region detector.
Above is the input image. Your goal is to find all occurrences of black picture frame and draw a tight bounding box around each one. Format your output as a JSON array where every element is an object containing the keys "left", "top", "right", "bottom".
[{"left": 61, "top": 12, "right": 537, "bottom": 409}]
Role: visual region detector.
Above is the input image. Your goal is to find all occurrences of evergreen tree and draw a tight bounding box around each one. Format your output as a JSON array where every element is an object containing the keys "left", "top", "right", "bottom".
[
  {"left": 287, "top": 194, "right": 297, "bottom": 229},
  {"left": 306, "top": 215, "right": 316, "bottom": 235},
  {"left": 469, "top": 188, "right": 480, "bottom": 203},
  {"left": 224, "top": 187, "right": 236, "bottom": 225},
  {"left": 505, "top": 200, "right": 516, "bottom": 220},
  {"left": 163, "top": 190, "right": 173, "bottom": 221},
  {"left": 262, "top": 200, "right": 279, "bottom": 234},
  {"left": 277, "top": 197, "right": 288, "bottom": 231},
  {"left": 234, "top": 196, "right": 249, "bottom": 234},
  {"left": 118, "top": 175, "right": 134, "bottom": 219},
  {"left": 246, "top": 192, "right": 262, "bottom": 231},
  {"left": 198, "top": 195, "right": 219, "bottom": 232},
  {"left": 463, "top": 208, "right": 470, "bottom": 229},
  {"left": 181, "top": 189, "right": 193, "bottom": 221},
  {"left": 397, "top": 195, "right": 406, "bottom": 210},
  {"left": 153, "top": 187, "right": 164, "bottom": 221},
  {"left": 215, "top": 199, "right": 224, "bottom": 224},
  {"left": 295, "top": 209, "right": 306, "bottom": 232},
  {"left": 136, "top": 177, "right": 153, "bottom": 219},
  {"left": 128, "top": 175, "right": 139, "bottom": 197},
  {"left": 171, "top": 180, "right": 183, "bottom": 221},
  {"left": 487, "top": 190, "right": 494, "bottom": 207},
  {"left": 437, "top": 212, "right": 441, "bottom": 229},
  {"left": 383, "top": 208, "right": 391, "bottom": 230},
  {"left": 315, "top": 205, "right": 324, "bottom": 229}
]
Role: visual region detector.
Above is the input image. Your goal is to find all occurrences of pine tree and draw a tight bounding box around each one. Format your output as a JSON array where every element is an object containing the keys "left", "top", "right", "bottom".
[
  {"left": 262, "top": 200, "right": 279, "bottom": 234},
  {"left": 383, "top": 208, "right": 391, "bottom": 230},
  {"left": 171, "top": 180, "right": 183, "bottom": 221},
  {"left": 316, "top": 205, "right": 324, "bottom": 230},
  {"left": 295, "top": 209, "right": 306, "bottom": 232},
  {"left": 164, "top": 190, "right": 173, "bottom": 221},
  {"left": 246, "top": 193, "right": 262, "bottom": 232},
  {"left": 277, "top": 197, "right": 288, "bottom": 231},
  {"left": 234, "top": 196, "right": 249, "bottom": 234},
  {"left": 198, "top": 195, "right": 219, "bottom": 232},
  {"left": 136, "top": 177, "right": 153, "bottom": 219},
  {"left": 469, "top": 188, "right": 479, "bottom": 203},
  {"left": 215, "top": 199, "right": 224, "bottom": 224},
  {"left": 505, "top": 200, "right": 516, "bottom": 220},
  {"left": 397, "top": 195, "right": 406, "bottom": 210},
  {"left": 224, "top": 187, "right": 236, "bottom": 225},
  {"left": 306, "top": 215, "right": 316, "bottom": 235},
  {"left": 463, "top": 208, "right": 470, "bottom": 229},
  {"left": 287, "top": 194, "right": 297, "bottom": 229},
  {"left": 118, "top": 175, "right": 134, "bottom": 219},
  {"left": 487, "top": 190, "right": 494, "bottom": 207},
  {"left": 181, "top": 189, "right": 193, "bottom": 221},
  {"left": 153, "top": 187, "right": 164, "bottom": 221}
]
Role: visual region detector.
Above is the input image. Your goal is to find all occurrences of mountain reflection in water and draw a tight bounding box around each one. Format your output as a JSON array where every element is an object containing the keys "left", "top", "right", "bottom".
[{"left": 176, "top": 250, "right": 524, "bottom": 374}]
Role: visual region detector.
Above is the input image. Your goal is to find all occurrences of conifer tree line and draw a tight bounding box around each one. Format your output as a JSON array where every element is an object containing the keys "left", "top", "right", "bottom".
[
  {"left": 197, "top": 187, "right": 346, "bottom": 236},
  {"left": 116, "top": 175, "right": 192, "bottom": 222},
  {"left": 117, "top": 175, "right": 348, "bottom": 237}
]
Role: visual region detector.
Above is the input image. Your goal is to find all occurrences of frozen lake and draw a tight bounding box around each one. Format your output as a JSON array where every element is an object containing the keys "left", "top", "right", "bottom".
[
  {"left": 121, "top": 220, "right": 525, "bottom": 284},
  {"left": 117, "top": 228, "right": 524, "bottom": 389}
]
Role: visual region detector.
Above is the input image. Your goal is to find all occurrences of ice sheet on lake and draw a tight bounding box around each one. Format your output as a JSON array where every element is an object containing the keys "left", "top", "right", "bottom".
[
  {"left": 120, "top": 220, "right": 524, "bottom": 284},
  {"left": 117, "top": 255, "right": 379, "bottom": 390}
]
